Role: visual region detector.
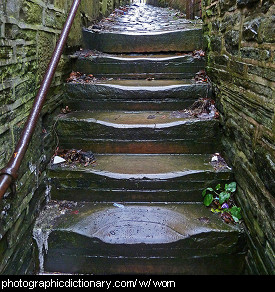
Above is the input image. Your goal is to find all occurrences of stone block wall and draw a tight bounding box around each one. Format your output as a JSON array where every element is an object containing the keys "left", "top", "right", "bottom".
[
  {"left": 0, "top": 0, "right": 124, "bottom": 274},
  {"left": 146, "top": 0, "right": 201, "bottom": 18},
  {"left": 201, "top": 0, "right": 274, "bottom": 274}
]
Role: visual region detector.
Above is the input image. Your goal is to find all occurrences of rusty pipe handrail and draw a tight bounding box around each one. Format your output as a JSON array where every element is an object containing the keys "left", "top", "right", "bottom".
[{"left": 0, "top": 0, "right": 81, "bottom": 199}]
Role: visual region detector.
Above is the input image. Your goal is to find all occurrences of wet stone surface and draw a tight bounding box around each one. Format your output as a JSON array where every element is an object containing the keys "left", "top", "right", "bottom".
[
  {"left": 49, "top": 153, "right": 232, "bottom": 179},
  {"left": 49, "top": 202, "right": 242, "bottom": 245},
  {"left": 83, "top": 3, "right": 203, "bottom": 53},
  {"left": 88, "top": 3, "right": 202, "bottom": 34}
]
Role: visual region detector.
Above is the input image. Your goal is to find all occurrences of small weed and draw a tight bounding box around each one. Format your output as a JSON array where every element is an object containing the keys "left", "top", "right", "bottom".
[{"left": 202, "top": 182, "right": 242, "bottom": 224}]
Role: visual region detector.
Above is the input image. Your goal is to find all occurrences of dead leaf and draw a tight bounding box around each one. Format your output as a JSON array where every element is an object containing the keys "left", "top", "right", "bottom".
[
  {"left": 193, "top": 50, "right": 205, "bottom": 58},
  {"left": 194, "top": 70, "right": 209, "bottom": 83},
  {"left": 61, "top": 106, "right": 71, "bottom": 114},
  {"left": 221, "top": 212, "right": 234, "bottom": 224}
]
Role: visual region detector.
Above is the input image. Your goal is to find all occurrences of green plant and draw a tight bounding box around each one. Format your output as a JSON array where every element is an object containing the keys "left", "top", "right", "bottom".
[{"left": 202, "top": 182, "right": 242, "bottom": 223}]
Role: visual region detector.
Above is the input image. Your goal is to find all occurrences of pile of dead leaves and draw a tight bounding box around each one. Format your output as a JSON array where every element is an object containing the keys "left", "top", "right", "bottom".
[
  {"left": 193, "top": 50, "right": 205, "bottom": 59},
  {"left": 210, "top": 153, "right": 231, "bottom": 171},
  {"left": 170, "top": 98, "right": 219, "bottom": 119},
  {"left": 53, "top": 148, "right": 96, "bottom": 167},
  {"left": 194, "top": 70, "right": 209, "bottom": 83},
  {"left": 221, "top": 212, "right": 236, "bottom": 224},
  {"left": 189, "top": 98, "right": 214, "bottom": 116},
  {"left": 66, "top": 71, "right": 95, "bottom": 84}
]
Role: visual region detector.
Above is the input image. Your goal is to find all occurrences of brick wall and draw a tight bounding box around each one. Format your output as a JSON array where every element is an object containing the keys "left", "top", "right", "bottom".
[
  {"left": 0, "top": 0, "right": 124, "bottom": 274},
  {"left": 202, "top": 0, "right": 274, "bottom": 274}
]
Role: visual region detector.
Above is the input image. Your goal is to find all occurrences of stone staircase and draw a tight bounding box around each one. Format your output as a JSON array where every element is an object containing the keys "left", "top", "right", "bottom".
[{"left": 33, "top": 4, "right": 246, "bottom": 275}]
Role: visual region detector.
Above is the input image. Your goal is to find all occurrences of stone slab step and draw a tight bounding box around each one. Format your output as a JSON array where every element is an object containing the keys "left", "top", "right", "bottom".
[
  {"left": 65, "top": 79, "right": 211, "bottom": 111},
  {"left": 71, "top": 51, "right": 205, "bottom": 79},
  {"left": 82, "top": 4, "right": 203, "bottom": 53},
  {"left": 82, "top": 28, "right": 203, "bottom": 53},
  {"left": 56, "top": 111, "right": 221, "bottom": 154},
  {"left": 48, "top": 154, "right": 233, "bottom": 202},
  {"left": 34, "top": 201, "right": 246, "bottom": 275}
]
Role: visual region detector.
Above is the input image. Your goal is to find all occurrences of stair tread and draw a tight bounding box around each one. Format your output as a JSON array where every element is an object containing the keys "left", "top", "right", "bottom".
[
  {"left": 35, "top": 201, "right": 243, "bottom": 246},
  {"left": 82, "top": 4, "right": 202, "bottom": 53},
  {"left": 71, "top": 51, "right": 205, "bottom": 79},
  {"left": 72, "top": 50, "right": 200, "bottom": 60},
  {"left": 49, "top": 153, "right": 231, "bottom": 179},
  {"left": 86, "top": 4, "right": 202, "bottom": 34},
  {"left": 57, "top": 110, "right": 217, "bottom": 127},
  {"left": 89, "top": 20, "right": 202, "bottom": 34},
  {"left": 67, "top": 78, "right": 203, "bottom": 88},
  {"left": 83, "top": 28, "right": 203, "bottom": 53},
  {"left": 85, "top": 27, "right": 202, "bottom": 35},
  {"left": 65, "top": 79, "right": 211, "bottom": 111}
]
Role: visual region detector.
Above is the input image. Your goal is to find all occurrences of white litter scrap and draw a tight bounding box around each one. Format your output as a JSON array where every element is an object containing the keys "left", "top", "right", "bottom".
[
  {"left": 113, "top": 203, "right": 125, "bottom": 208},
  {"left": 211, "top": 155, "right": 219, "bottom": 162},
  {"left": 53, "top": 156, "right": 66, "bottom": 164}
]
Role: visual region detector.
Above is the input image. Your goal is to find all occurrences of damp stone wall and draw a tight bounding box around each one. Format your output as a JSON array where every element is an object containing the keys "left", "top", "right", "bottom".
[
  {"left": 0, "top": 0, "right": 124, "bottom": 274},
  {"left": 201, "top": 0, "right": 274, "bottom": 274},
  {"left": 146, "top": 0, "right": 201, "bottom": 18}
]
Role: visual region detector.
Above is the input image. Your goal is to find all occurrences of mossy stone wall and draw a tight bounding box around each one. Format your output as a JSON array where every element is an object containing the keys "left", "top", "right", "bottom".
[
  {"left": 202, "top": 0, "right": 274, "bottom": 274},
  {"left": 146, "top": 0, "right": 202, "bottom": 18},
  {"left": 0, "top": 0, "right": 125, "bottom": 274}
]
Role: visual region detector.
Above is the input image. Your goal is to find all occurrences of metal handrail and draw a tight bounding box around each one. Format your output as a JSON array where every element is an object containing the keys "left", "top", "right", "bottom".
[{"left": 0, "top": 0, "right": 81, "bottom": 199}]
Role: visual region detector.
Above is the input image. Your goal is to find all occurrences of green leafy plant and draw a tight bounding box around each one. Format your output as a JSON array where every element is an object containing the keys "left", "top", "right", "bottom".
[{"left": 202, "top": 182, "right": 242, "bottom": 223}]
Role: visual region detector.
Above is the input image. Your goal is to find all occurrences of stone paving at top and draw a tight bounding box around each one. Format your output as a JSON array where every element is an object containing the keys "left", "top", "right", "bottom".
[
  {"left": 83, "top": 3, "right": 203, "bottom": 53},
  {"left": 88, "top": 3, "right": 202, "bottom": 33}
]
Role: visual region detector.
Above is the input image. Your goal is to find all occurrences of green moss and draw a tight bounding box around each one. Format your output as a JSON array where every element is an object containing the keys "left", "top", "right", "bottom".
[
  {"left": 0, "top": 46, "right": 13, "bottom": 59},
  {"left": 20, "top": 1, "right": 43, "bottom": 24}
]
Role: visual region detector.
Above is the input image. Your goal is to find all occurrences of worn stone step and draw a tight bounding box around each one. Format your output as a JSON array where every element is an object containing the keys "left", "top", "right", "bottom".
[
  {"left": 65, "top": 79, "right": 212, "bottom": 111},
  {"left": 81, "top": 3, "right": 204, "bottom": 53},
  {"left": 48, "top": 154, "right": 233, "bottom": 202},
  {"left": 34, "top": 201, "right": 246, "bottom": 275},
  {"left": 71, "top": 51, "right": 205, "bottom": 79},
  {"left": 82, "top": 4, "right": 203, "bottom": 53},
  {"left": 83, "top": 27, "right": 203, "bottom": 53},
  {"left": 56, "top": 111, "right": 221, "bottom": 154}
]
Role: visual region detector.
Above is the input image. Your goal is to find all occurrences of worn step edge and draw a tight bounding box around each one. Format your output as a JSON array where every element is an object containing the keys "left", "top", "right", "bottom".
[
  {"left": 33, "top": 202, "right": 245, "bottom": 274},
  {"left": 83, "top": 28, "right": 203, "bottom": 53},
  {"left": 65, "top": 80, "right": 211, "bottom": 111},
  {"left": 34, "top": 202, "right": 244, "bottom": 246},
  {"left": 48, "top": 153, "right": 232, "bottom": 203},
  {"left": 65, "top": 79, "right": 211, "bottom": 92},
  {"left": 72, "top": 53, "right": 205, "bottom": 78},
  {"left": 48, "top": 154, "right": 232, "bottom": 180},
  {"left": 55, "top": 111, "right": 221, "bottom": 153},
  {"left": 56, "top": 111, "right": 218, "bottom": 128},
  {"left": 48, "top": 170, "right": 233, "bottom": 203}
]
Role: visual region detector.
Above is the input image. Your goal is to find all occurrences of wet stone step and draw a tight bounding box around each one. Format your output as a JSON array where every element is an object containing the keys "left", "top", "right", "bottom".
[
  {"left": 93, "top": 4, "right": 202, "bottom": 34},
  {"left": 83, "top": 28, "right": 203, "bottom": 54},
  {"left": 82, "top": 4, "right": 203, "bottom": 53},
  {"left": 55, "top": 111, "right": 221, "bottom": 154},
  {"left": 48, "top": 154, "right": 233, "bottom": 202},
  {"left": 65, "top": 79, "right": 212, "bottom": 111},
  {"left": 34, "top": 201, "right": 246, "bottom": 275},
  {"left": 71, "top": 51, "right": 205, "bottom": 79}
]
